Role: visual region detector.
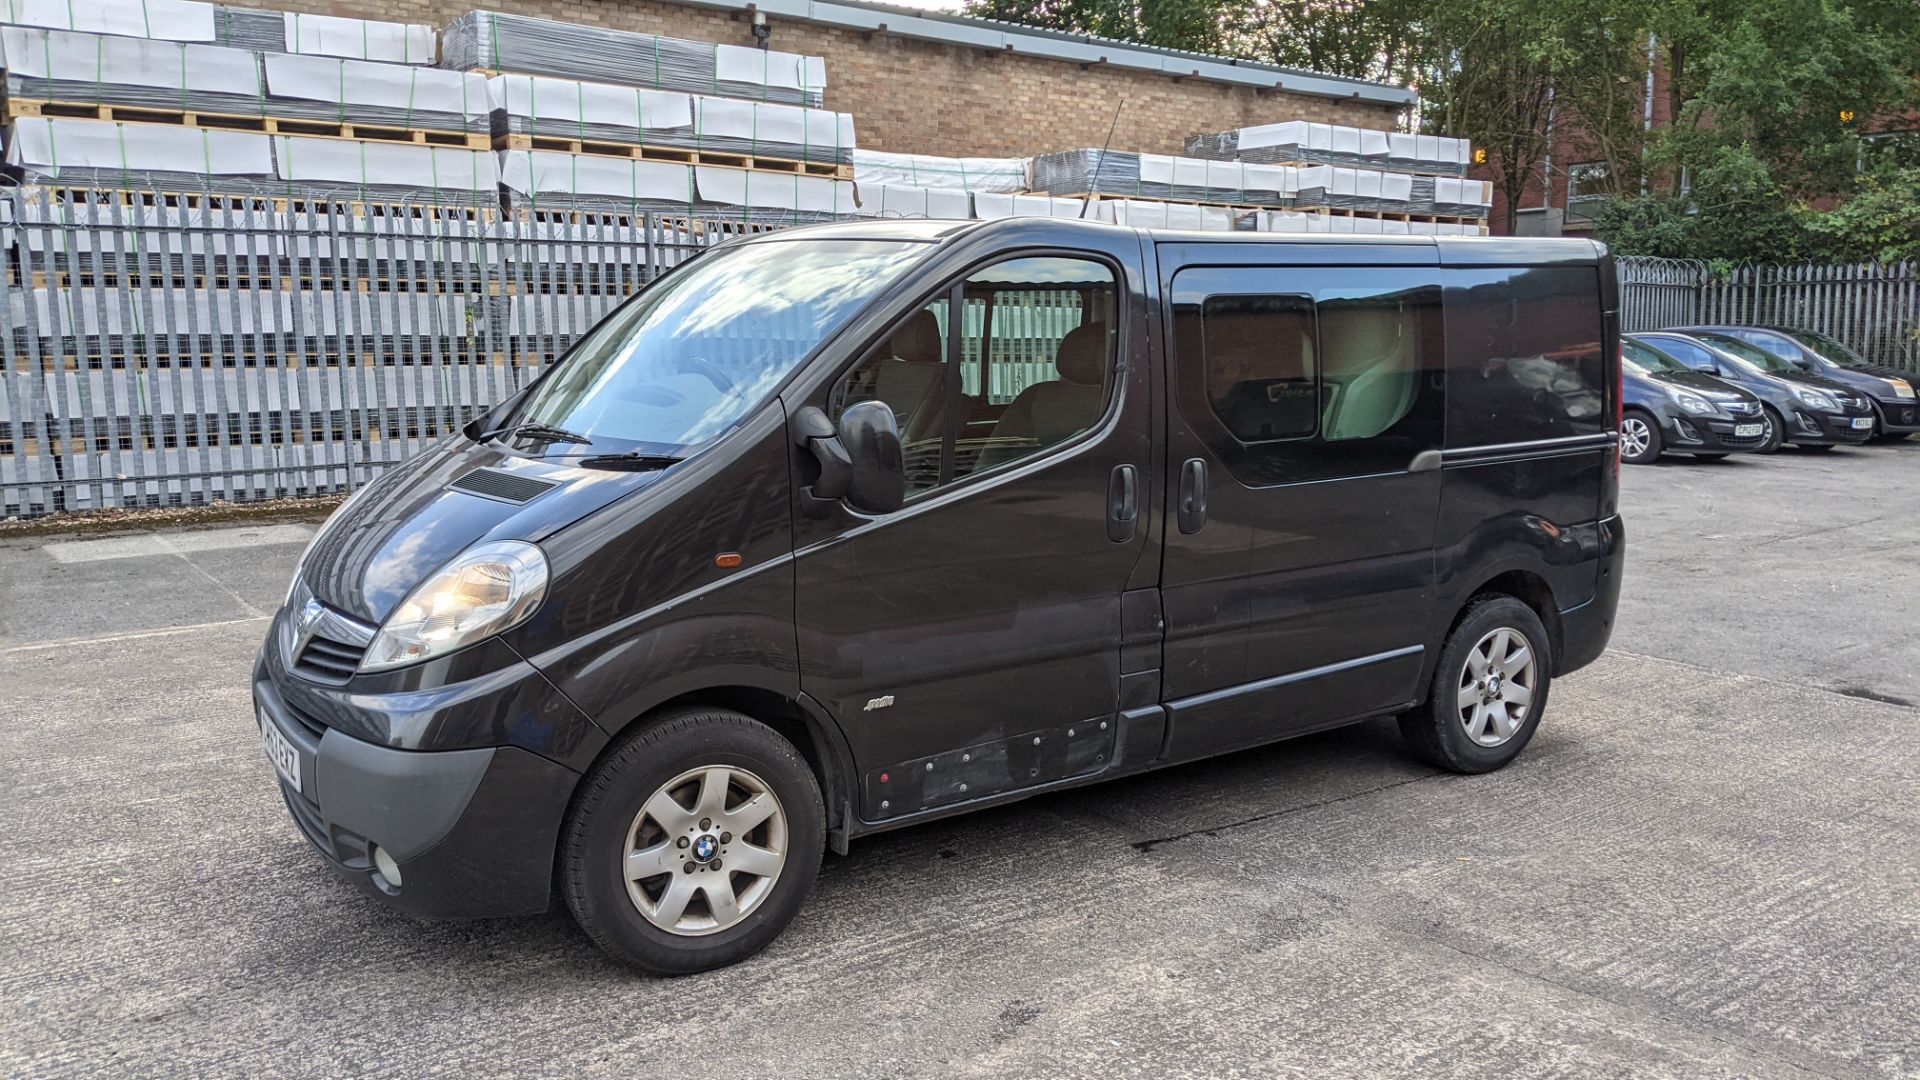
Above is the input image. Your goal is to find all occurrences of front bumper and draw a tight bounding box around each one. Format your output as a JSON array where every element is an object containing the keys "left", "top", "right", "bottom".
[
  {"left": 1871, "top": 398, "right": 1920, "bottom": 434},
  {"left": 1786, "top": 409, "right": 1875, "bottom": 445},
  {"left": 252, "top": 618, "right": 591, "bottom": 918},
  {"left": 1662, "top": 412, "right": 1767, "bottom": 453}
]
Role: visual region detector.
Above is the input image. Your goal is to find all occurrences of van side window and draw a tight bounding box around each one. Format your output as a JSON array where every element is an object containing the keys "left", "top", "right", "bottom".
[
  {"left": 832, "top": 256, "right": 1118, "bottom": 495},
  {"left": 1172, "top": 266, "right": 1444, "bottom": 486},
  {"left": 1444, "top": 266, "right": 1606, "bottom": 445},
  {"left": 832, "top": 298, "right": 950, "bottom": 492}
]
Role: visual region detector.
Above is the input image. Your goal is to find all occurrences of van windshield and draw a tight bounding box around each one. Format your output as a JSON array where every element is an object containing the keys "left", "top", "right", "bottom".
[{"left": 502, "top": 238, "right": 931, "bottom": 458}]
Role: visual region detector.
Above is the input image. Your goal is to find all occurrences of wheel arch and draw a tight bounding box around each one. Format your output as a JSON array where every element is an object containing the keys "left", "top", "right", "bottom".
[
  {"left": 1455, "top": 568, "right": 1563, "bottom": 670},
  {"left": 576, "top": 686, "right": 859, "bottom": 857}
]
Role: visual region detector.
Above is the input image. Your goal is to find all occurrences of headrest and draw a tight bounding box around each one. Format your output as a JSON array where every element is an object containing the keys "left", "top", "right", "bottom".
[
  {"left": 1055, "top": 322, "right": 1109, "bottom": 386},
  {"left": 888, "top": 310, "right": 943, "bottom": 364}
]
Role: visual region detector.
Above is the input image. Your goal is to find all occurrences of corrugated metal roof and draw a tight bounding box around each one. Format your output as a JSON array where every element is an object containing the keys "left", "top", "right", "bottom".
[{"left": 669, "top": 0, "right": 1419, "bottom": 106}]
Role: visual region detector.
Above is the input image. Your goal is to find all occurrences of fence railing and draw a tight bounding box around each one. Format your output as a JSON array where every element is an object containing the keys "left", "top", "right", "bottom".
[
  {"left": 1, "top": 185, "right": 779, "bottom": 519},
  {"left": 1619, "top": 256, "right": 1919, "bottom": 372}
]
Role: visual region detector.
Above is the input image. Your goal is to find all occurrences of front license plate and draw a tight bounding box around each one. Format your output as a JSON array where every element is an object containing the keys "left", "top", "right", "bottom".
[
  {"left": 260, "top": 709, "right": 301, "bottom": 793},
  {"left": 1734, "top": 423, "right": 1763, "bottom": 437},
  {"left": 1850, "top": 417, "right": 1874, "bottom": 430}
]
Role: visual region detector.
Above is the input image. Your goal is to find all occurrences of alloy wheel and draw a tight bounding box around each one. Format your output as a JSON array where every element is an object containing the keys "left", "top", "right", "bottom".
[
  {"left": 1620, "top": 416, "right": 1653, "bottom": 461},
  {"left": 1457, "top": 628, "right": 1537, "bottom": 747},
  {"left": 622, "top": 765, "right": 788, "bottom": 936}
]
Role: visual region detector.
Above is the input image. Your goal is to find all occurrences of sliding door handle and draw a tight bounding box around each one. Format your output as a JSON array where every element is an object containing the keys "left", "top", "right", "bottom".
[
  {"left": 1107, "top": 464, "right": 1139, "bottom": 543},
  {"left": 1177, "top": 457, "right": 1208, "bottom": 534}
]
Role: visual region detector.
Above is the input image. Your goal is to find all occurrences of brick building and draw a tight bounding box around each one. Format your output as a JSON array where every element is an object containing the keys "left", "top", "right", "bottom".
[{"left": 225, "top": 0, "right": 1415, "bottom": 156}]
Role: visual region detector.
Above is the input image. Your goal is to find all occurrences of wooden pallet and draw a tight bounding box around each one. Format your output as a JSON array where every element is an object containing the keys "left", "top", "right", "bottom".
[
  {"left": 1290, "top": 205, "right": 1489, "bottom": 225},
  {"left": 21, "top": 185, "right": 501, "bottom": 221},
  {"left": 494, "top": 132, "right": 852, "bottom": 178},
  {"left": 1045, "top": 192, "right": 1488, "bottom": 225},
  {"left": 6, "top": 99, "right": 492, "bottom": 150}
]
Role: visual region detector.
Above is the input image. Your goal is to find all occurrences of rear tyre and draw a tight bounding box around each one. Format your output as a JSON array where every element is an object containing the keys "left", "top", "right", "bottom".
[
  {"left": 561, "top": 707, "right": 825, "bottom": 975},
  {"left": 1756, "top": 406, "right": 1786, "bottom": 454},
  {"left": 1399, "top": 596, "right": 1552, "bottom": 774},
  {"left": 1619, "top": 410, "right": 1662, "bottom": 465}
]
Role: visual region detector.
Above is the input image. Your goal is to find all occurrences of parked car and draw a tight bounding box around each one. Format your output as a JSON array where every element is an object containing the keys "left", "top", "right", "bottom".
[
  {"left": 1618, "top": 337, "right": 1767, "bottom": 464},
  {"left": 254, "top": 220, "right": 1625, "bottom": 973},
  {"left": 1631, "top": 330, "right": 1875, "bottom": 452},
  {"left": 1686, "top": 325, "right": 1917, "bottom": 440}
]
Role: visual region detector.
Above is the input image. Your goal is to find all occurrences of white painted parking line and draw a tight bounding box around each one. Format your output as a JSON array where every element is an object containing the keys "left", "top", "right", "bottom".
[
  {"left": 0, "top": 615, "right": 273, "bottom": 655},
  {"left": 42, "top": 524, "right": 316, "bottom": 564}
]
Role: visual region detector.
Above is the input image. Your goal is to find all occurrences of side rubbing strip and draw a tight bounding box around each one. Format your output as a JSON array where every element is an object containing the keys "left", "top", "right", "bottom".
[
  {"left": 1442, "top": 433, "right": 1614, "bottom": 468},
  {"left": 1167, "top": 645, "right": 1425, "bottom": 713}
]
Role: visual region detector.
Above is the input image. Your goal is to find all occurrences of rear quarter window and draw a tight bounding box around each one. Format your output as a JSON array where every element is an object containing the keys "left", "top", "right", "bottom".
[{"left": 1443, "top": 266, "right": 1606, "bottom": 446}]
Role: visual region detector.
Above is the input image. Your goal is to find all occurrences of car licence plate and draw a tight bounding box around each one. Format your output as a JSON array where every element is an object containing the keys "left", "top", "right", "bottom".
[
  {"left": 1734, "top": 423, "right": 1763, "bottom": 437},
  {"left": 260, "top": 709, "right": 301, "bottom": 793},
  {"left": 1850, "top": 417, "right": 1874, "bottom": 430}
]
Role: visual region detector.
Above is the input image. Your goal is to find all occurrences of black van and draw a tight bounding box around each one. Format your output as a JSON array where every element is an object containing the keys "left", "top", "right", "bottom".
[{"left": 254, "top": 219, "right": 1625, "bottom": 974}]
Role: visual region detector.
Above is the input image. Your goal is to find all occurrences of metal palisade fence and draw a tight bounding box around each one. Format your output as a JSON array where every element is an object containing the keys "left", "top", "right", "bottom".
[
  {"left": 1619, "top": 256, "right": 1920, "bottom": 372},
  {"left": 0, "top": 184, "right": 782, "bottom": 520}
]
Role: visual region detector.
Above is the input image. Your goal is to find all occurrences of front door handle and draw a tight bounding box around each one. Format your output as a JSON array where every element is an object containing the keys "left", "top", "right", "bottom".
[
  {"left": 1107, "top": 464, "right": 1138, "bottom": 543},
  {"left": 1177, "top": 457, "right": 1208, "bottom": 534}
]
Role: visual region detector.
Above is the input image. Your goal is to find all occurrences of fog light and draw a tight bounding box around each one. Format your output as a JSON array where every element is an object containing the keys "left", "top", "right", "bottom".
[
  {"left": 372, "top": 845, "right": 403, "bottom": 888},
  {"left": 1796, "top": 412, "right": 1822, "bottom": 433},
  {"left": 1674, "top": 419, "right": 1701, "bottom": 442}
]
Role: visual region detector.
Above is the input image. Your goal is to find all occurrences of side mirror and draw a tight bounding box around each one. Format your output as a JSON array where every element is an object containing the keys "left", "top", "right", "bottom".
[
  {"left": 792, "top": 402, "right": 903, "bottom": 518},
  {"left": 838, "top": 400, "right": 905, "bottom": 515},
  {"left": 1701, "top": 363, "right": 1722, "bottom": 377}
]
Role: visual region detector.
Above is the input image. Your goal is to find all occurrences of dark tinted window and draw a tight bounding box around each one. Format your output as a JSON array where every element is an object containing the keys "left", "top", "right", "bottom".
[
  {"left": 1173, "top": 266, "right": 1445, "bottom": 486},
  {"left": 1444, "top": 266, "right": 1606, "bottom": 446}
]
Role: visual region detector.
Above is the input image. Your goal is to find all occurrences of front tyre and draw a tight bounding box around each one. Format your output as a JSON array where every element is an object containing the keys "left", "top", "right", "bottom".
[
  {"left": 1399, "top": 596, "right": 1552, "bottom": 774},
  {"left": 561, "top": 707, "right": 824, "bottom": 975},
  {"left": 1619, "top": 410, "right": 1662, "bottom": 465}
]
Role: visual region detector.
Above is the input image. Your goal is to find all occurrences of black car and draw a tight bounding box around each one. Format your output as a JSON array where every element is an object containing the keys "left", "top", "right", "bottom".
[
  {"left": 1632, "top": 330, "right": 1875, "bottom": 452},
  {"left": 254, "top": 220, "right": 1625, "bottom": 974},
  {"left": 1618, "top": 337, "right": 1767, "bottom": 464},
  {"left": 1692, "top": 325, "right": 1918, "bottom": 440}
]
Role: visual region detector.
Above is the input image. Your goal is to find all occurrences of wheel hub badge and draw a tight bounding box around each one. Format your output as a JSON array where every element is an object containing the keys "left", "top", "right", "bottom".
[
  {"left": 692, "top": 834, "right": 719, "bottom": 862},
  {"left": 1485, "top": 673, "right": 1503, "bottom": 701}
]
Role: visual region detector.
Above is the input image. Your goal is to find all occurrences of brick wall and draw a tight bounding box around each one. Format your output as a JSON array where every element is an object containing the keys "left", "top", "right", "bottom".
[{"left": 223, "top": 0, "right": 1405, "bottom": 156}]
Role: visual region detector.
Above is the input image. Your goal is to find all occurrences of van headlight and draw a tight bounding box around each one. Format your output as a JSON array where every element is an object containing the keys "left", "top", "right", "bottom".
[
  {"left": 360, "top": 541, "right": 550, "bottom": 672},
  {"left": 1792, "top": 386, "right": 1839, "bottom": 411}
]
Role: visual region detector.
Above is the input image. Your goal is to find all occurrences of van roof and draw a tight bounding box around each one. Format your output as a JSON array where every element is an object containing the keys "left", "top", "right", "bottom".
[{"left": 746, "top": 216, "right": 1607, "bottom": 264}]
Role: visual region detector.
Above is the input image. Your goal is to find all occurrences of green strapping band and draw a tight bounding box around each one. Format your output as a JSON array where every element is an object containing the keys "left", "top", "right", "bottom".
[
  {"left": 139, "top": 0, "right": 150, "bottom": 38},
  {"left": 291, "top": 12, "right": 300, "bottom": 54},
  {"left": 575, "top": 81, "right": 585, "bottom": 142},
  {"left": 336, "top": 59, "right": 345, "bottom": 124},
  {"left": 361, "top": 18, "right": 369, "bottom": 62},
  {"left": 651, "top": 36, "right": 661, "bottom": 89},
  {"left": 404, "top": 68, "right": 417, "bottom": 131},
  {"left": 488, "top": 14, "right": 501, "bottom": 68}
]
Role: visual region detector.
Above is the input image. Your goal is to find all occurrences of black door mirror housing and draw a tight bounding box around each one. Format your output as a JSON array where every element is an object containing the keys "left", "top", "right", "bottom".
[{"left": 838, "top": 400, "right": 906, "bottom": 515}]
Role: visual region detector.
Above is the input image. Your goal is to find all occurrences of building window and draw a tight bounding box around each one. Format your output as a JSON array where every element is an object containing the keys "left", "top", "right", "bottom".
[{"left": 1566, "top": 162, "right": 1612, "bottom": 225}]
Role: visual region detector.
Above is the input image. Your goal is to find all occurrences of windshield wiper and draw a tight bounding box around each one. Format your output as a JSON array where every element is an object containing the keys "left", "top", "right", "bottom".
[
  {"left": 483, "top": 421, "right": 593, "bottom": 446},
  {"left": 570, "top": 451, "right": 684, "bottom": 471}
]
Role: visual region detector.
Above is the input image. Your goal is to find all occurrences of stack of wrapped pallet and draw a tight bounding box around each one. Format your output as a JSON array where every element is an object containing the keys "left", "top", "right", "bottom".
[
  {"left": 0, "top": 0, "right": 496, "bottom": 205},
  {"left": 848, "top": 148, "right": 1024, "bottom": 219},
  {"left": 1184, "top": 120, "right": 1490, "bottom": 232},
  {"left": 438, "top": 11, "right": 855, "bottom": 221}
]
